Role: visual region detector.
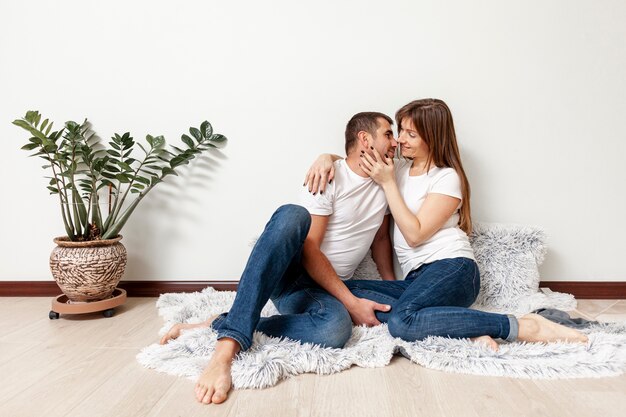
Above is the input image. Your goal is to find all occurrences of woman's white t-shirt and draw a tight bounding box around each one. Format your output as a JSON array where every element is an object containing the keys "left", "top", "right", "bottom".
[{"left": 393, "top": 161, "right": 475, "bottom": 278}]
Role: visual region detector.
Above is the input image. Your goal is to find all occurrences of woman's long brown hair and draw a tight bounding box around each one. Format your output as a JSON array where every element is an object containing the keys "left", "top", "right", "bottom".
[{"left": 396, "top": 99, "right": 472, "bottom": 234}]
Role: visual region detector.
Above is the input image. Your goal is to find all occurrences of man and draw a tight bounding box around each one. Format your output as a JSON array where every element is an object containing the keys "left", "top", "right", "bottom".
[{"left": 160, "top": 112, "right": 398, "bottom": 404}]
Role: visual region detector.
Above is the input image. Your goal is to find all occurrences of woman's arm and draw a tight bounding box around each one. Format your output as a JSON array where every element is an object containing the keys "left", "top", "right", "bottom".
[
  {"left": 370, "top": 215, "right": 396, "bottom": 280},
  {"left": 361, "top": 150, "right": 460, "bottom": 248},
  {"left": 303, "top": 153, "right": 342, "bottom": 194}
]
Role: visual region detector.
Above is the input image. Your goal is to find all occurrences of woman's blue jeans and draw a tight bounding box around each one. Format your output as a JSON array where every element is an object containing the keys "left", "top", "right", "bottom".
[
  {"left": 211, "top": 204, "right": 353, "bottom": 351},
  {"left": 346, "top": 258, "right": 518, "bottom": 342}
]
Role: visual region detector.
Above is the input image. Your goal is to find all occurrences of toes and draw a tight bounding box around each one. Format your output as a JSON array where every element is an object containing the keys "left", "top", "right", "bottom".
[
  {"left": 196, "top": 385, "right": 208, "bottom": 402},
  {"left": 202, "top": 387, "right": 215, "bottom": 404},
  {"left": 212, "top": 389, "right": 228, "bottom": 404}
]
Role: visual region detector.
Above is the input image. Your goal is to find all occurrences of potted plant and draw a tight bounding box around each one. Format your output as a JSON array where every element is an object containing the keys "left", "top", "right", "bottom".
[{"left": 14, "top": 111, "right": 227, "bottom": 313}]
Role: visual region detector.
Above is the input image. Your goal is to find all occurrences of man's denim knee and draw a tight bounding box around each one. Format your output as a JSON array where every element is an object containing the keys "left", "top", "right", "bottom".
[
  {"left": 310, "top": 308, "right": 353, "bottom": 349},
  {"left": 321, "top": 312, "right": 353, "bottom": 348},
  {"left": 272, "top": 204, "right": 311, "bottom": 238}
]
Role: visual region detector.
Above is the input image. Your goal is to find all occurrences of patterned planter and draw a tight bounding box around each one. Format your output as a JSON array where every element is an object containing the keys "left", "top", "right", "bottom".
[{"left": 50, "top": 235, "right": 127, "bottom": 302}]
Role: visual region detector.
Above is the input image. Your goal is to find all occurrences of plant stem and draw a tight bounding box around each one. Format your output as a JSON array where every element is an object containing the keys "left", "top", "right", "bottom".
[
  {"left": 45, "top": 150, "right": 75, "bottom": 239},
  {"left": 106, "top": 157, "right": 147, "bottom": 232},
  {"left": 101, "top": 194, "right": 143, "bottom": 239}
]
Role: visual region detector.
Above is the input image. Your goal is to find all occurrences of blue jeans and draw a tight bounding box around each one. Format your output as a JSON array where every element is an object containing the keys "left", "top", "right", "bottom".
[
  {"left": 346, "top": 257, "right": 518, "bottom": 342},
  {"left": 211, "top": 204, "right": 353, "bottom": 351}
]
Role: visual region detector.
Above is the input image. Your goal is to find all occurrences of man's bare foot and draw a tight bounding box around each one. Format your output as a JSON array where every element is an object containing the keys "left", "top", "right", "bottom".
[
  {"left": 195, "top": 338, "right": 239, "bottom": 404},
  {"left": 471, "top": 335, "right": 499, "bottom": 351},
  {"left": 159, "top": 314, "right": 219, "bottom": 345},
  {"left": 518, "top": 313, "right": 589, "bottom": 343}
]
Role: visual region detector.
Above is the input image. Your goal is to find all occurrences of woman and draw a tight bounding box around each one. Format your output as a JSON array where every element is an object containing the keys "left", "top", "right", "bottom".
[{"left": 306, "top": 99, "right": 587, "bottom": 349}]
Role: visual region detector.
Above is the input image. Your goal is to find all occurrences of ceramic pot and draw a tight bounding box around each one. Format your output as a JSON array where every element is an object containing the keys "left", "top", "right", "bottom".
[{"left": 49, "top": 235, "right": 127, "bottom": 302}]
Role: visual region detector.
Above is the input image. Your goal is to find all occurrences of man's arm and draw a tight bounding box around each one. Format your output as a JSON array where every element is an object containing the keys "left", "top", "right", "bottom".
[
  {"left": 370, "top": 214, "right": 396, "bottom": 281},
  {"left": 301, "top": 214, "right": 390, "bottom": 326}
]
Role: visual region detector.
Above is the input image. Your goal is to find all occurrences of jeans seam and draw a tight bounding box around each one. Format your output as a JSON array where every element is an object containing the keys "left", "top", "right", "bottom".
[
  {"left": 303, "top": 287, "right": 325, "bottom": 313},
  {"left": 353, "top": 288, "right": 397, "bottom": 304},
  {"left": 472, "top": 266, "right": 480, "bottom": 299}
]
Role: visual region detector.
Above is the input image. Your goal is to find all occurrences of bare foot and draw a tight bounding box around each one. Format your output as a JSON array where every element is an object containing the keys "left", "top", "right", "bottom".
[
  {"left": 159, "top": 315, "right": 219, "bottom": 345},
  {"left": 195, "top": 338, "right": 239, "bottom": 405},
  {"left": 471, "top": 335, "right": 499, "bottom": 351},
  {"left": 518, "top": 313, "right": 589, "bottom": 343}
]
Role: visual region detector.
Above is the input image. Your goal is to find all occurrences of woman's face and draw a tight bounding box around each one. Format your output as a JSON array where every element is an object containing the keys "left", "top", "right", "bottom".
[{"left": 398, "top": 117, "right": 429, "bottom": 159}]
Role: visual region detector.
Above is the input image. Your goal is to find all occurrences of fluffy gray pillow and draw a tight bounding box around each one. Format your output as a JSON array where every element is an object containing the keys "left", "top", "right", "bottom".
[{"left": 469, "top": 222, "right": 546, "bottom": 308}]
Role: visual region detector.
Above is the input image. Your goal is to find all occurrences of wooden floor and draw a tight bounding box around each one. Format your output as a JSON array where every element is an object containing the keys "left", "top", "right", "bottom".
[{"left": 0, "top": 297, "right": 625, "bottom": 417}]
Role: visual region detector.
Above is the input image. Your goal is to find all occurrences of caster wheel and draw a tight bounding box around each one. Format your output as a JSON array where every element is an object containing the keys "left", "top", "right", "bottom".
[
  {"left": 49, "top": 311, "right": 60, "bottom": 320},
  {"left": 103, "top": 309, "right": 115, "bottom": 318}
]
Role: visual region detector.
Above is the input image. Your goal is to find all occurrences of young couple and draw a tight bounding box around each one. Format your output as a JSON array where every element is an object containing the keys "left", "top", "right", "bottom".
[{"left": 160, "top": 99, "right": 588, "bottom": 405}]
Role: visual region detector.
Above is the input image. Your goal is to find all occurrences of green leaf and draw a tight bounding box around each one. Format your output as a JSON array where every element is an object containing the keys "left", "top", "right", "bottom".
[
  {"left": 170, "top": 156, "right": 184, "bottom": 167},
  {"left": 161, "top": 167, "right": 178, "bottom": 176},
  {"left": 47, "top": 186, "right": 59, "bottom": 194},
  {"left": 135, "top": 176, "right": 150, "bottom": 185},
  {"left": 21, "top": 143, "right": 39, "bottom": 151},
  {"left": 152, "top": 135, "right": 165, "bottom": 149},
  {"left": 115, "top": 174, "right": 131, "bottom": 183},
  {"left": 209, "top": 134, "right": 227, "bottom": 143},
  {"left": 25, "top": 111, "right": 39, "bottom": 124},
  {"left": 181, "top": 134, "right": 194, "bottom": 149},
  {"left": 201, "top": 121, "right": 213, "bottom": 138},
  {"left": 115, "top": 161, "right": 133, "bottom": 171},
  {"left": 189, "top": 127, "right": 202, "bottom": 142},
  {"left": 107, "top": 150, "right": 121, "bottom": 157},
  {"left": 146, "top": 135, "right": 154, "bottom": 147}
]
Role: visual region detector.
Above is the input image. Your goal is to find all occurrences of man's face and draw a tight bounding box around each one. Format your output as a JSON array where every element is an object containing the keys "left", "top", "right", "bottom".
[{"left": 369, "top": 118, "right": 397, "bottom": 159}]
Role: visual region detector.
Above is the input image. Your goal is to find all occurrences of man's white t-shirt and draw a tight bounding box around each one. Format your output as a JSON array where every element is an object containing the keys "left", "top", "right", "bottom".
[
  {"left": 300, "top": 159, "right": 388, "bottom": 280},
  {"left": 393, "top": 161, "right": 475, "bottom": 278}
]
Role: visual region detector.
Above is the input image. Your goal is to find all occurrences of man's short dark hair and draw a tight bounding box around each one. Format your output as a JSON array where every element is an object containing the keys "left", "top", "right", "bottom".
[{"left": 345, "top": 112, "right": 393, "bottom": 154}]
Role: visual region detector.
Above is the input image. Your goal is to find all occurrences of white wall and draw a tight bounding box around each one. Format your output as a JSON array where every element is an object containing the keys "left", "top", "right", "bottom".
[{"left": 1, "top": 0, "right": 624, "bottom": 282}]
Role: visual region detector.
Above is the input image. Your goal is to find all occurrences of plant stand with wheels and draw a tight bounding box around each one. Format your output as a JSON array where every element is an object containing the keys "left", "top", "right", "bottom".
[{"left": 49, "top": 288, "right": 127, "bottom": 319}]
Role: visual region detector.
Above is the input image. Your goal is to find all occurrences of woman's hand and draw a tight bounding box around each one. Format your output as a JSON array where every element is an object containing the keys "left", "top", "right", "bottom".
[
  {"left": 360, "top": 148, "right": 395, "bottom": 186},
  {"left": 303, "top": 153, "right": 338, "bottom": 195}
]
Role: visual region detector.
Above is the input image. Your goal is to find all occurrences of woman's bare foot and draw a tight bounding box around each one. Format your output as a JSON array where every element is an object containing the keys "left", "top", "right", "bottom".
[
  {"left": 471, "top": 335, "right": 499, "bottom": 351},
  {"left": 518, "top": 313, "right": 589, "bottom": 343},
  {"left": 159, "top": 314, "right": 219, "bottom": 345},
  {"left": 195, "top": 338, "right": 240, "bottom": 404}
]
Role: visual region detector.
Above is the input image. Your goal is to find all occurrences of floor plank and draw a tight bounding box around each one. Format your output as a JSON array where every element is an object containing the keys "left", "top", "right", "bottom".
[{"left": 0, "top": 297, "right": 625, "bottom": 417}]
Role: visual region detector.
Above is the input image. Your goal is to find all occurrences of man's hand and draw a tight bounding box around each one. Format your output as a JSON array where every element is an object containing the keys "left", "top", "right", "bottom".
[{"left": 346, "top": 297, "right": 391, "bottom": 326}]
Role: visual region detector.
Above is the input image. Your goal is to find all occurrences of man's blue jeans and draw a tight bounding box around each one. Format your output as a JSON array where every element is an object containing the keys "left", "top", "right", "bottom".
[
  {"left": 346, "top": 257, "right": 518, "bottom": 342},
  {"left": 211, "top": 204, "right": 353, "bottom": 351}
]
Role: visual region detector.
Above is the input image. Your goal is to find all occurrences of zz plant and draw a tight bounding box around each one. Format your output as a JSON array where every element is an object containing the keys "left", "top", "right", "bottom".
[{"left": 14, "top": 111, "right": 226, "bottom": 241}]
